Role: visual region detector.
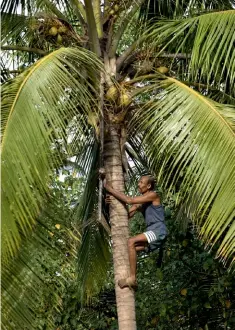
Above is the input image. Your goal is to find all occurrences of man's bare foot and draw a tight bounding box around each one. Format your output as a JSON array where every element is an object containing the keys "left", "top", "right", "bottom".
[{"left": 118, "top": 277, "right": 137, "bottom": 290}]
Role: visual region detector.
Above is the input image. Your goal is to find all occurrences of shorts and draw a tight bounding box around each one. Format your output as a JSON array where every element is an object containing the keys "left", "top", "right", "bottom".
[{"left": 143, "top": 230, "right": 167, "bottom": 252}]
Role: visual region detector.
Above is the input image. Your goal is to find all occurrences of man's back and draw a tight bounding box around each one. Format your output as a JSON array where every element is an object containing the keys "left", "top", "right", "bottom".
[{"left": 141, "top": 202, "right": 167, "bottom": 235}]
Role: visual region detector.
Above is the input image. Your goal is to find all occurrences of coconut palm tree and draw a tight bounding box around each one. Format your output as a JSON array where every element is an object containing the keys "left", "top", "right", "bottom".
[{"left": 1, "top": 0, "right": 235, "bottom": 329}]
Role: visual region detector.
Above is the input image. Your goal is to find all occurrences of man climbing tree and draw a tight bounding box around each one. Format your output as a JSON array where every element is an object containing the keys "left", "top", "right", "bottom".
[{"left": 103, "top": 175, "right": 168, "bottom": 289}]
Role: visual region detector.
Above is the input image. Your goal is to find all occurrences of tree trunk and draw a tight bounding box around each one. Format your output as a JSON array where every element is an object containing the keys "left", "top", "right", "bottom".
[{"left": 104, "top": 122, "right": 136, "bottom": 330}]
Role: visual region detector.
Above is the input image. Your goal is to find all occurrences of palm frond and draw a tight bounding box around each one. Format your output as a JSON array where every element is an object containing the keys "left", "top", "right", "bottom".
[
  {"left": 71, "top": 135, "right": 111, "bottom": 300},
  {"left": 144, "top": 10, "right": 235, "bottom": 94},
  {"left": 1, "top": 46, "right": 102, "bottom": 262},
  {"left": 207, "top": 89, "right": 235, "bottom": 105},
  {"left": 2, "top": 240, "right": 52, "bottom": 329},
  {"left": 139, "top": 0, "right": 235, "bottom": 21},
  {"left": 1, "top": 0, "right": 68, "bottom": 19},
  {"left": 77, "top": 221, "right": 111, "bottom": 301},
  {"left": 1, "top": 192, "right": 80, "bottom": 330},
  {"left": 131, "top": 76, "right": 235, "bottom": 264},
  {"left": 1, "top": 0, "right": 33, "bottom": 15},
  {"left": 183, "top": 81, "right": 235, "bottom": 105},
  {"left": 1, "top": 12, "right": 30, "bottom": 44}
]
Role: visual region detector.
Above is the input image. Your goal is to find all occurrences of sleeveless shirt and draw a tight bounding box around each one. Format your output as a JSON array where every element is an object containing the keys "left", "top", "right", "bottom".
[{"left": 141, "top": 202, "right": 167, "bottom": 236}]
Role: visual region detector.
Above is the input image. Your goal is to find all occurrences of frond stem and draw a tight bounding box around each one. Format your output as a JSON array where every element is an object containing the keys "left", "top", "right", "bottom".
[
  {"left": 70, "top": 0, "right": 87, "bottom": 27},
  {"left": 93, "top": 0, "right": 103, "bottom": 38},
  {"left": 71, "top": 0, "right": 87, "bottom": 21},
  {"left": 125, "top": 73, "right": 159, "bottom": 85},
  {"left": 84, "top": 0, "right": 101, "bottom": 56},
  {"left": 116, "top": 41, "right": 138, "bottom": 72}
]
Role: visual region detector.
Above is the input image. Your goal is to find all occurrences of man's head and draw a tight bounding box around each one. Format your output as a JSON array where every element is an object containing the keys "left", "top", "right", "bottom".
[{"left": 138, "top": 175, "right": 155, "bottom": 194}]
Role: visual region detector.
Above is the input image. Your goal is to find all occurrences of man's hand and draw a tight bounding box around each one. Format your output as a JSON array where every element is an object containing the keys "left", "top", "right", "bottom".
[{"left": 105, "top": 195, "right": 112, "bottom": 204}]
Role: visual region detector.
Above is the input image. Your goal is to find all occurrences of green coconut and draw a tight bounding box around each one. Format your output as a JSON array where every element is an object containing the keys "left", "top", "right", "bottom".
[
  {"left": 58, "top": 26, "right": 67, "bottom": 34},
  {"left": 48, "top": 26, "right": 58, "bottom": 36},
  {"left": 106, "top": 85, "right": 118, "bottom": 101},
  {"left": 119, "top": 90, "right": 131, "bottom": 107},
  {"left": 57, "top": 34, "right": 63, "bottom": 44},
  {"left": 156, "top": 66, "right": 169, "bottom": 74}
]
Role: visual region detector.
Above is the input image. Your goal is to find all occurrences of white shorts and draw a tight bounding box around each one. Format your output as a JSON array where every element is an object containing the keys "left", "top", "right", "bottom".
[
  {"left": 143, "top": 230, "right": 158, "bottom": 243},
  {"left": 143, "top": 230, "right": 167, "bottom": 252}
]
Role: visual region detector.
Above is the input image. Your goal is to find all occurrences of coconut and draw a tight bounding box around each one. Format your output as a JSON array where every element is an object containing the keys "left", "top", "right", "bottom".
[
  {"left": 119, "top": 89, "right": 131, "bottom": 107},
  {"left": 58, "top": 26, "right": 67, "bottom": 34},
  {"left": 110, "top": 9, "right": 115, "bottom": 15},
  {"left": 57, "top": 34, "right": 63, "bottom": 44},
  {"left": 180, "top": 288, "right": 187, "bottom": 296},
  {"left": 106, "top": 85, "right": 118, "bottom": 101},
  {"left": 156, "top": 66, "right": 169, "bottom": 74},
  {"left": 114, "top": 4, "right": 119, "bottom": 11},
  {"left": 48, "top": 26, "right": 58, "bottom": 36}
]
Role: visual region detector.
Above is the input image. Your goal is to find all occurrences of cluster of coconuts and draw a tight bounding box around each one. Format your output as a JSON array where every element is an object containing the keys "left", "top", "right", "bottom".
[
  {"left": 48, "top": 25, "right": 67, "bottom": 44},
  {"left": 106, "top": 85, "right": 132, "bottom": 107},
  {"left": 104, "top": 3, "right": 120, "bottom": 17}
]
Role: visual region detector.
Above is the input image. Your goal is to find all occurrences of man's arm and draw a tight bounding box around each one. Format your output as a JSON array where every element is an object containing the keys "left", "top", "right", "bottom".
[
  {"left": 105, "top": 183, "right": 157, "bottom": 204},
  {"left": 105, "top": 194, "right": 141, "bottom": 219},
  {"left": 128, "top": 204, "right": 142, "bottom": 219}
]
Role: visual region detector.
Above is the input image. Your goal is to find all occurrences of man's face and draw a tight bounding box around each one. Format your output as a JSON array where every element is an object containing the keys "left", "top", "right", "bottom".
[{"left": 138, "top": 176, "right": 150, "bottom": 194}]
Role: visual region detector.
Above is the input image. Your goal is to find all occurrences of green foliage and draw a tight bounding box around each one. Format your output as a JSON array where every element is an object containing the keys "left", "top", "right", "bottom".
[
  {"left": 131, "top": 77, "right": 235, "bottom": 264},
  {"left": 128, "top": 196, "right": 235, "bottom": 329},
  {"left": 1, "top": 47, "right": 101, "bottom": 262},
  {"left": 23, "top": 191, "right": 234, "bottom": 329},
  {"left": 70, "top": 135, "right": 112, "bottom": 301},
  {"left": 1, "top": 171, "right": 83, "bottom": 329},
  {"left": 145, "top": 10, "right": 235, "bottom": 94},
  {"left": 139, "top": 0, "right": 235, "bottom": 21}
]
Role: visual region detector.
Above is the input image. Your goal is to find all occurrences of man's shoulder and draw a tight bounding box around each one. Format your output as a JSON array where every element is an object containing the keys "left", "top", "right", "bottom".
[{"left": 147, "top": 191, "right": 158, "bottom": 198}]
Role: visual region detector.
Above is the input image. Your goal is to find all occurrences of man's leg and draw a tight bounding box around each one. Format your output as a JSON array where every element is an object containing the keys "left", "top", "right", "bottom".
[
  {"left": 128, "top": 234, "right": 148, "bottom": 282},
  {"left": 118, "top": 233, "right": 148, "bottom": 289}
]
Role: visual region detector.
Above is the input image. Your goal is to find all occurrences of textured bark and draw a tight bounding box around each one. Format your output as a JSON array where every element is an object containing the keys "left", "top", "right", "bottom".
[{"left": 104, "top": 123, "right": 136, "bottom": 330}]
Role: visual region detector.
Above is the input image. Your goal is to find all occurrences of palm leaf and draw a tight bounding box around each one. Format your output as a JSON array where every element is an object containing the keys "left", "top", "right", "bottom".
[
  {"left": 2, "top": 220, "right": 77, "bottom": 329},
  {"left": 145, "top": 10, "right": 235, "bottom": 94},
  {"left": 77, "top": 221, "right": 111, "bottom": 301},
  {"left": 131, "top": 76, "right": 235, "bottom": 264},
  {"left": 1, "top": 0, "right": 68, "bottom": 19},
  {"left": 1, "top": 179, "right": 82, "bottom": 329},
  {"left": 72, "top": 136, "right": 111, "bottom": 300},
  {"left": 139, "top": 0, "right": 235, "bottom": 21},
  {"left": 1, "top": 46, "right": 101, "bottom": 262},
  {"left": 207, "top": 89, "right": 235, "bottom": 105},
  {"left": 2, "top": 239, "right": 53, "bottom": 329},
  {"left": 183, "top": 81, "right": 235, "bottom": 105},
  {"left": 1, "top": 12, "right": 31, "bottom": 44}
]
